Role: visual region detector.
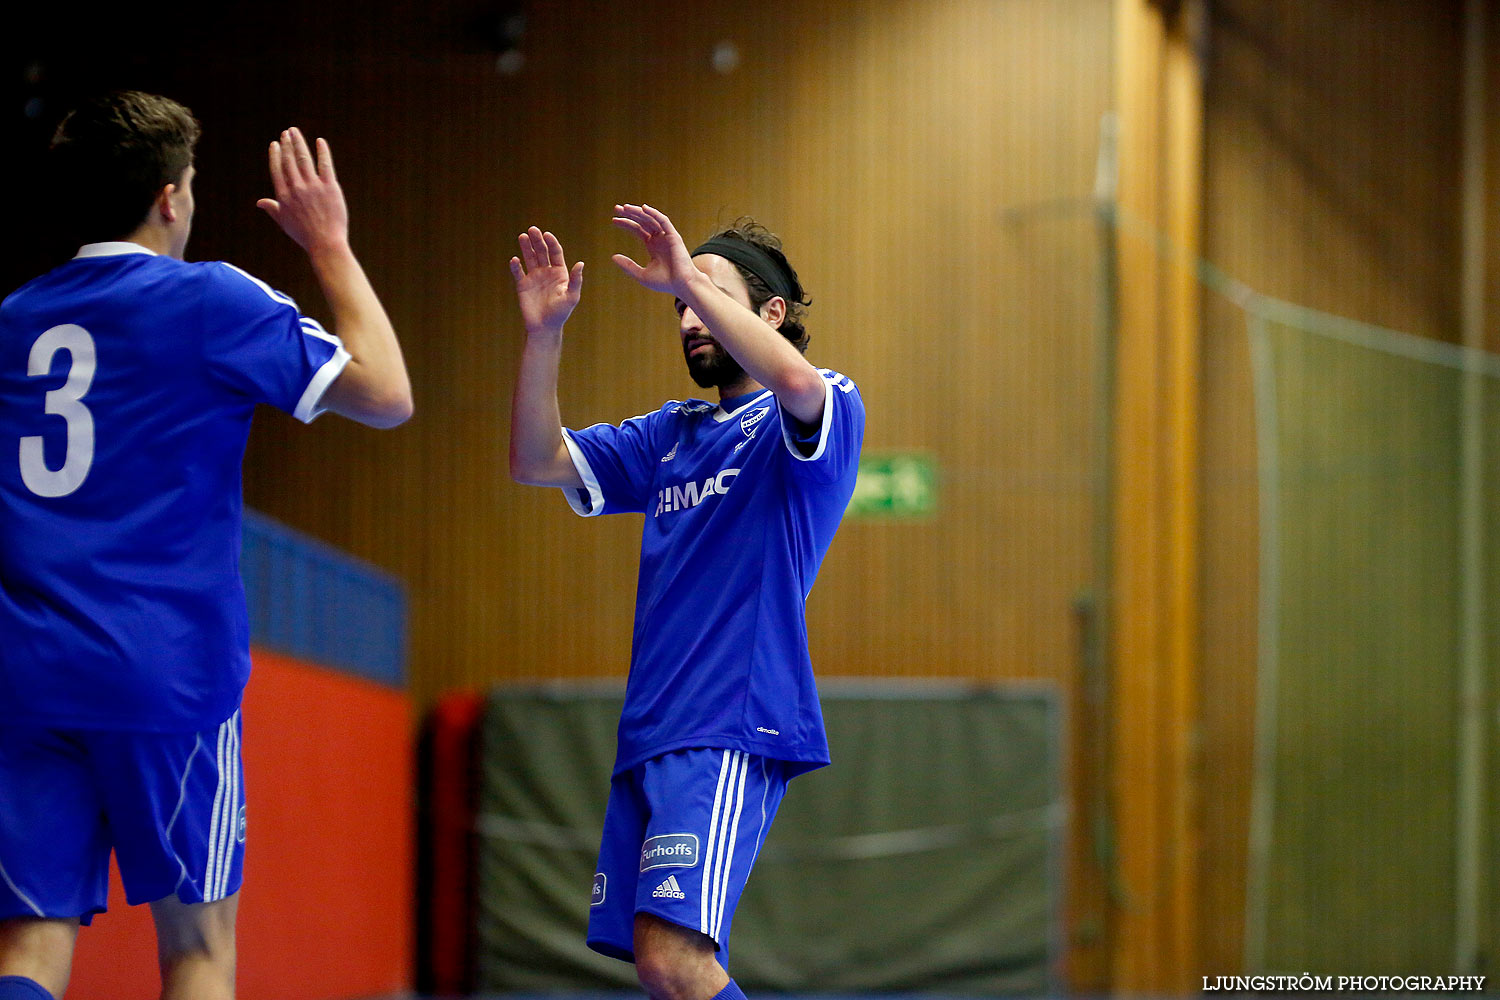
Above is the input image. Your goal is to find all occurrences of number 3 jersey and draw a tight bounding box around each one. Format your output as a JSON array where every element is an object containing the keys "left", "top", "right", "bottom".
[
  {"left": 561, "top": 370, "right": 864, "bottom": 776},
  {"left": 0, "top": 243, "right": 350, "bottom": 732}
]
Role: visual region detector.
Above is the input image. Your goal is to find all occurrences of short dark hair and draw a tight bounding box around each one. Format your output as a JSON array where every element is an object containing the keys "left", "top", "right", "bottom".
[
  {"left": 706, "top": 217, "right": 811, "bottom": 352},
  {"left": 50, "top": 91, "right": 201, "bottom": 244}
]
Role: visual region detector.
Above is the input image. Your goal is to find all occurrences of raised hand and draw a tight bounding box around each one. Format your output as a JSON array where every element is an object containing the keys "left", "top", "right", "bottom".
[
  {"left": 509, "top": 227, "right": 585, "bottom": 336},
  {"left": 611, "top": 203, "right": 697, "bottom": 296},
  {"left": 256, "top": 127, "right": 348, "bottom": 254}
]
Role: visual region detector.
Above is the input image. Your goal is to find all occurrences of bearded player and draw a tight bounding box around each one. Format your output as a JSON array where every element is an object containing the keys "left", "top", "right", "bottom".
[{"left": 508, "top": 203, "right": 862, "bottom": 1000}]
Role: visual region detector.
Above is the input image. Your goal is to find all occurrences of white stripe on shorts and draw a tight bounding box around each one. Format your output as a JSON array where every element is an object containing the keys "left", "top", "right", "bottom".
[
  {"left": 227, "top": 713, "right": 242, "bottom": 896},
  {"left": 0, "top": 855, "right": 44, "bottom": 917},
  {"left": 165, "top": 735, "right": 204, "bottom": 839},
  {"left": 700, "top": 750, "right": 733, "bottom": 935},
  {"left": 714, "top": 756, "right": 751, "bottom": 941},
  {"left": 215, "top": 712, "right": 242, "bottom": 900},
  {"left": 700, "top": 750, "right": 748, "bottom": 940},
  {"left": 205, "top": 718, "right": 228, "bottom": 897},
  {"left": 168, "top": 735, "right": 205, "bottom": 890}
]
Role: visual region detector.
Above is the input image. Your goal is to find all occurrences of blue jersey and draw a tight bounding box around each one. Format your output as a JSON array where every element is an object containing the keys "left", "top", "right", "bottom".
[
  {"left": 0, "top": 243, "right": 350, "bottom": 732},
  {"left": 563, "top": 369, "right": 864, "bottom": 775}
]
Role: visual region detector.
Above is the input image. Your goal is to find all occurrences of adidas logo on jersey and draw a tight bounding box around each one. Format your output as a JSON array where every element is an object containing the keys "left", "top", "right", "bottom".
[{"left": 652, "top": 875, "right": 688, "bottom": 900}]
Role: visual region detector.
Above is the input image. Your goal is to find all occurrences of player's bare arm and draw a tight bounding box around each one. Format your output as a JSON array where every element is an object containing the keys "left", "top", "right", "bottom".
[
  {"left": 509, "top": 227, "right": 585, "bottom": 487},
  {"left": 256, "top": 127, "right": 412, "bottom": 428},
  {"left": 612, "top": 203, "right": 825, "bottom": 424}
]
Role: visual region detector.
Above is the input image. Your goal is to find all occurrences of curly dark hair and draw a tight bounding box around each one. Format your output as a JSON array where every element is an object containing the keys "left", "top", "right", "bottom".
[
  {"left": 50, "top": 91, "right": 201, "bottom": 244},
  {"left": 706, "top": 217, "right": 812, "bottom": 352}
]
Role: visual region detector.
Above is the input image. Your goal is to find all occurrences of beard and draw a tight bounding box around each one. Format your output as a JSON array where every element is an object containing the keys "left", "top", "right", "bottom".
[{"left": 683, "top": 338, "right": 746, "bottom": 389}]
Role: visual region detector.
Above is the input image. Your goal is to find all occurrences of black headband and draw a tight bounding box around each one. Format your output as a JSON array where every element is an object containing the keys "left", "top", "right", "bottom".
[{"left": 691, "top": 237, "right": 801, "bottom": 306}]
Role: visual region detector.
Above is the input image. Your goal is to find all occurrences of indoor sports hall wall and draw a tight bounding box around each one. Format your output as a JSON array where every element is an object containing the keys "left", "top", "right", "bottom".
[
  {"left": 1195, "top": 0, "right": 1487, "bottom": 975},
  {"left": 17, "top": 0, "right": 1120, "bottom": 985},
  {"left": 9, "top": 0, "right": 1123, "bottom": 985},
  {"left": 12, "top": 0, "right": 1500, "bottom": 991}
]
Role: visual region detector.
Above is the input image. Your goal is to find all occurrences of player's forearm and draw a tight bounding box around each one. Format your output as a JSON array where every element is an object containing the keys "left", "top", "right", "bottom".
[
  {"left": 510, "top": 333, "right": 581, "bottom": 487},
  {"left": 678, "top": 271, "right": 825, "bottom": 422},
  {"left": 308, "top": 241, "right": 414, "bottom": 427}
]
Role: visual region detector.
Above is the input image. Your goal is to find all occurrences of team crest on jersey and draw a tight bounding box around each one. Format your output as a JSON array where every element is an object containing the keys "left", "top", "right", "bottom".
[
  {"left": 740, "top": 406, "right": 771, "bottom": 436},
  {"left": 640, "top": 833, "right": 700, "bottom": 872}
]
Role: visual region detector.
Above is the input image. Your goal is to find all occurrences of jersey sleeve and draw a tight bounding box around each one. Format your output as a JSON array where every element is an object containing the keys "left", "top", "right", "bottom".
[
  {"left": 779, "top": 369, "right": 865, "bottom": 484},
  {"left": 199, "top": 262, "right": 352, "bottom": 423},
  {"left": 560, "top": 409, "right": 664, "bottom": 516}
]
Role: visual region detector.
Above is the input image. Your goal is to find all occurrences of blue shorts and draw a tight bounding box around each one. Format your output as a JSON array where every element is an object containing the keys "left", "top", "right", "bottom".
[
  {"left": 588, "top": 747, "right": 788, "bottom": 967},
  {"left": 0, "top": 710, "right": 246, "bottom": 924}
]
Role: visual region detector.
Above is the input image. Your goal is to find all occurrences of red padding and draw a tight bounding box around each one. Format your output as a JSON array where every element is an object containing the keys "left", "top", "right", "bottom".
[
  {"left": 418, "top": 690, "right": 486, "bottom": 995},
  {"left": 66, "top": 647, "right": 413, "bottom": 999}
]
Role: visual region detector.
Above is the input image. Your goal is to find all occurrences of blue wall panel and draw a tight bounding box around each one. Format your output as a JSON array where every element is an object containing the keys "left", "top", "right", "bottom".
[{"left": 240, "top": 508, "right": 407, "bottom": 686}]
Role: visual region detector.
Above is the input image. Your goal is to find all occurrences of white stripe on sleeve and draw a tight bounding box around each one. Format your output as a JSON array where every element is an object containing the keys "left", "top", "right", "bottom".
[
  {"left": 292, "top": 344, "right": 352, "bottom": 423},
  {"left": 561, "top": 430, "right": 606, "bottom": 517},
  {"left": 781, "top": 372, "right": 837, "bottom": 462},
  {"left": 219, "top": 262, "right": 299, "bottom": 308},
  {"left": 298, "top": 316, "right": 341, "bottom": 347}
]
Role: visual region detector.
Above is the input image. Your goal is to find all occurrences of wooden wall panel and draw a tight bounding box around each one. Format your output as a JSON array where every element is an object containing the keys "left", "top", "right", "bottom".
[
  {"left": 10, "top": 0, "right": 1112, "bottom": 700},
  {"left": 15, "top": 0, "right": 1499, "bottom": 986},
  {"left": 127, "top": 6, "right": 1117, "bottom": 721},
  {"left": 11, "top": 0, "right": 1113, "bottom": 984},
  {"left": 1199, "top": 0, "right": 1464, "bottom": 974},
  {"left": 1110, "top": 0, "right": 1204, "bottom": 987},
  {"left": 227, "top": 0, "right": 1116, "bottom": 983}
]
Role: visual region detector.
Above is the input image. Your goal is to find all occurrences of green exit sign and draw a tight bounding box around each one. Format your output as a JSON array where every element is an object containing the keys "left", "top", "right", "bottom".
[{"left": 848, "top": 453, "right": 938, "bottom": 518}]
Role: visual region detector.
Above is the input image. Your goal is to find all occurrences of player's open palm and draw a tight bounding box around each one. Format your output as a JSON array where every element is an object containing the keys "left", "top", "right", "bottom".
[
  {"left": 257, "top": 127, "right": 348, "bottom": 254},
  {"left": 611, "top": 203, "right": 695, "bottom": 295},
  {"left": 510, "top": 227, "right": 585, "bottom": 336}
]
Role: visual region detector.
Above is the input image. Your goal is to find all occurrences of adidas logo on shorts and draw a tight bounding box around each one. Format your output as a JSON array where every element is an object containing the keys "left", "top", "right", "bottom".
[{"left": 652, "top": 875, "right": 688, "bottom": 900}]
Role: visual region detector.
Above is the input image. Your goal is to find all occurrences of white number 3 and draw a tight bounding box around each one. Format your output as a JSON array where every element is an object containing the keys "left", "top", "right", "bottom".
[{"left": 20, "top": 324, "right": 97, "bottom": 498}]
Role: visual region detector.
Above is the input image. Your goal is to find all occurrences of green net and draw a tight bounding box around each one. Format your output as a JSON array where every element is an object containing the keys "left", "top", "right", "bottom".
[{"left": 1242, "top": 302, "right": 1499, "bottom": 971}]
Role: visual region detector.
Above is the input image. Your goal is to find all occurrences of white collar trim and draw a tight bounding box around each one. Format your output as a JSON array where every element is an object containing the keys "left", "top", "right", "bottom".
[
  {"left": 74, "top": 242, "right": 158, "bottom": 259},
  {"left": 713, "top": 389, "right": 774, "bottom": 422}
]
